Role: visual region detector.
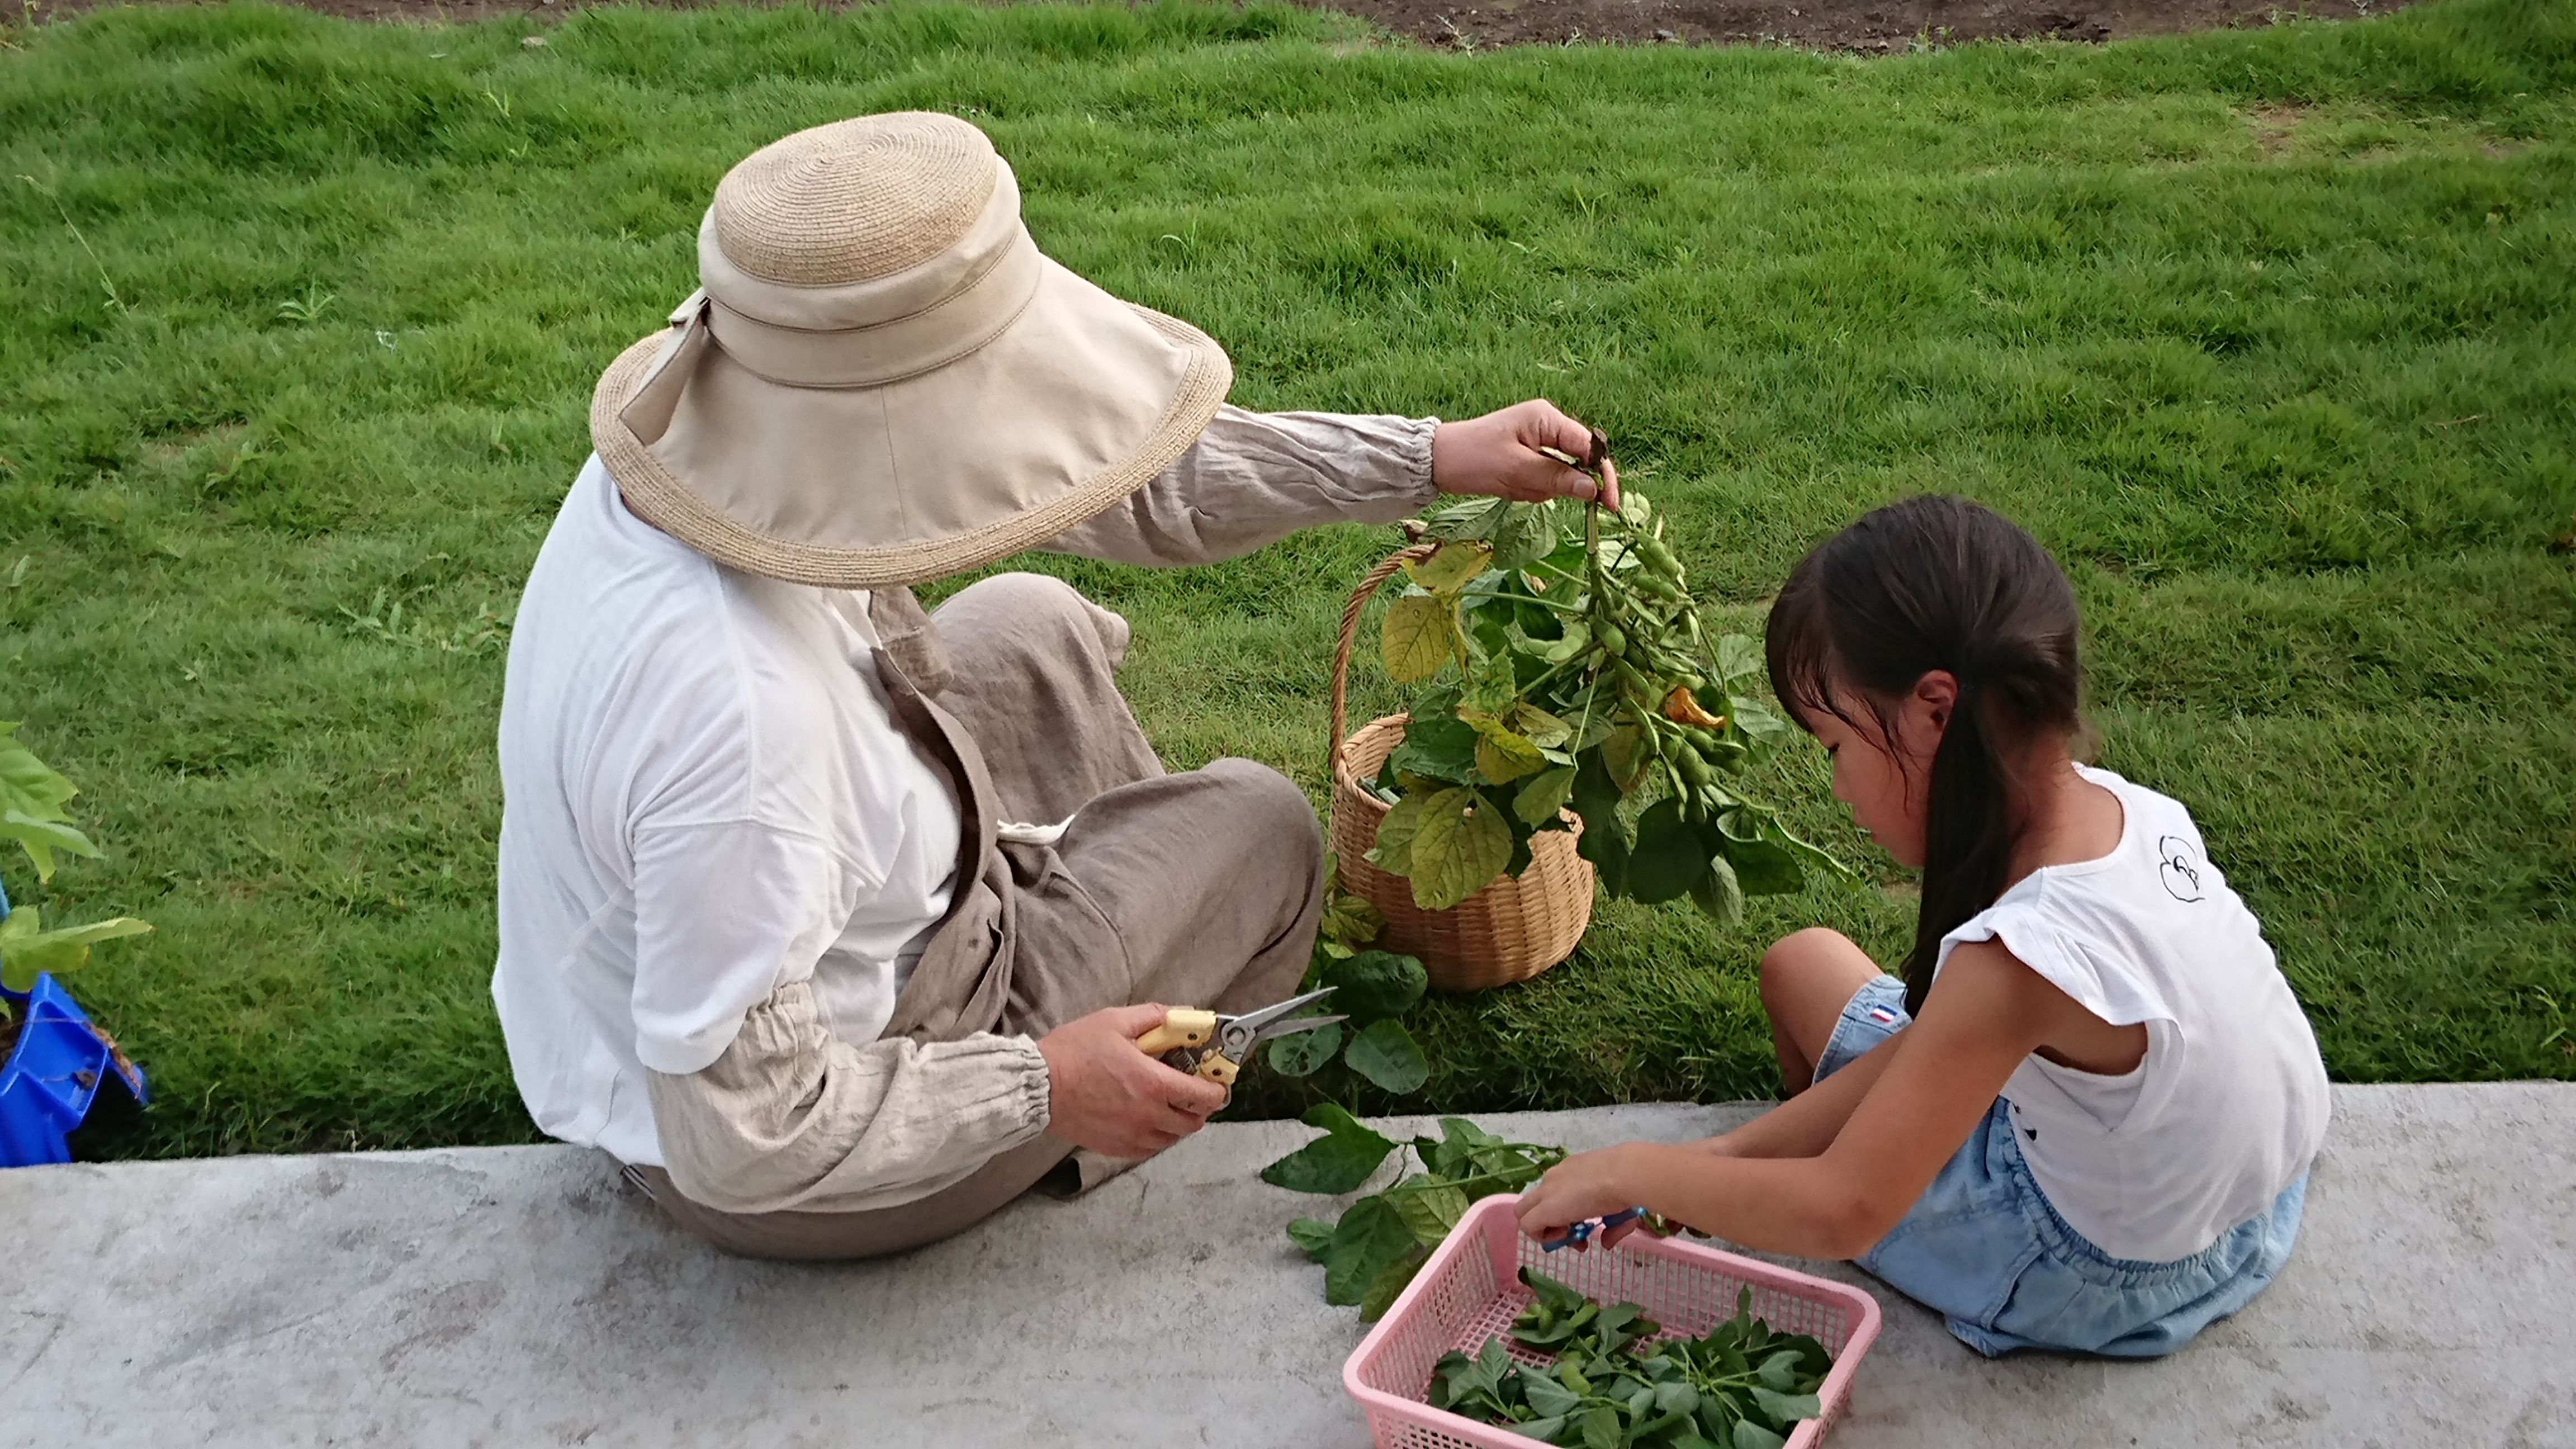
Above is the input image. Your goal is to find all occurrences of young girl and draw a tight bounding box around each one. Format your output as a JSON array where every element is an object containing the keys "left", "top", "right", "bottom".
[{"left": 1516, "top": 495, "right": 2330, "bottom": 1358}]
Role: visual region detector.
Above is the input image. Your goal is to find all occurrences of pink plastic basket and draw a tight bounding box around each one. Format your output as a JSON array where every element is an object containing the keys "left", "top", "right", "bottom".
[{"left": 1342, "top": 1194, "right": 1883, "bottom": 1449}]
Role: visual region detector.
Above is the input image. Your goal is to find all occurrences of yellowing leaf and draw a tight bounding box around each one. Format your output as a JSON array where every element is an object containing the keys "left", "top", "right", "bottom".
[
  {"left": 1405, "top": 541, "right": 1493, "bottom": 594},
  {"left": 1409, "top": 788, "right": 1512, "bottom": 911},
  {"left": 0, "top": 907, "right": 154, "bottom": 992},
  {"left": 1603, "top": 722, "right": 1651, "bottom": 793},
  {"left": 1474, "top": 727, "right": 1547, "bottom": 784},
  {"left": 1381, "top": 595, "right": 1459, "bottom": 684},
  {"left": 1514, "top": 704, "right": 1575, "bottom": 749},
  {"left": 1368, "top": 792, "right": 1433, "bottom": 876}
]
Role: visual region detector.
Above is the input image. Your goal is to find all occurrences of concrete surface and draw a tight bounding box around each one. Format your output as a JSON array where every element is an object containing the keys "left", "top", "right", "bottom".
[{"left": 2, "top": 1083, "right": 2569, "bottom": 1447}]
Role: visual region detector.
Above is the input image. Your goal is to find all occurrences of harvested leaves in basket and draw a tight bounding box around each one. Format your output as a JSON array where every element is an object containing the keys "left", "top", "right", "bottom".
[
  {"left": 1364, "top": 488, "right": 1841, "bottom": 917},
  {"left": 1268, "top": 1112, "right": 1566, "bottom": 1319},
  {"left": 1430, "top": 1268, "right": 1832, "bottom": 1449}
]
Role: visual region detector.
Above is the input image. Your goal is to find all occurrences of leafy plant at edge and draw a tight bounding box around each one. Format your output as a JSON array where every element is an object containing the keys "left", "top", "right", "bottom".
[
  {"left": 0, "top": 722, "right": 153, "bottom": 1008},
  {"left": 1430, "top": 1269, "right": 1833, "bottom": 1449},
  {"left": 1367, "top": 491, "right": 1844, "bottom": 921},
  {"left": 1261, "top": 855, "right": 1434, "bottom": 1095},
  {"left": 1266, "top": 1108, "right": 1566, "bottom": 1319}
]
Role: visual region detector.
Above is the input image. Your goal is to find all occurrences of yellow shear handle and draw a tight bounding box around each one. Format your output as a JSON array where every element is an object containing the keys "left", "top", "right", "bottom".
[
  {"left": 1135, "top": 1008, "right": 1237, "bottom": 1085},
  {"left": 1135, "top": 1008, "right": 1218, "bottom": 1058}
]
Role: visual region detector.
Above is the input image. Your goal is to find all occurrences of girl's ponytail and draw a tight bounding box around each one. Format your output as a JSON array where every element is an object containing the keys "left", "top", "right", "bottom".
[{"left": 1765, "top": 498, "right": 2085, "bottom": 1013}]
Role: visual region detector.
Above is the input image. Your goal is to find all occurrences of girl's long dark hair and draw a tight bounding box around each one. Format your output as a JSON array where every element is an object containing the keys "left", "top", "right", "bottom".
[{"left": 1765, "top": 496, "right": 2085, "bottom": 1015}]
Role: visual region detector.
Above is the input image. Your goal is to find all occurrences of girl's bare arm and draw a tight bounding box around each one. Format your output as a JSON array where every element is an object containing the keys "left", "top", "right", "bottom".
[
  {"left": 1518, "top": 941, "right": 2061, "bottom": 1258},
  {"left": 1698, "top": 1030, "right": 1903, "bottom": 1160}
]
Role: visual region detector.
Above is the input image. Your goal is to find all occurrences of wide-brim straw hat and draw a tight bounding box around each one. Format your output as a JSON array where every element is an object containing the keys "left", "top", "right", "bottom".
[{"left": 590, "top": 111, "right": 1233, "bottom": 588}]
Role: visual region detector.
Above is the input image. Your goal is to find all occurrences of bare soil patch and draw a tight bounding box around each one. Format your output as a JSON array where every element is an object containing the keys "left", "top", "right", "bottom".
[{"left": 18, "top": 0, "right": 2416, "bottom": 52}]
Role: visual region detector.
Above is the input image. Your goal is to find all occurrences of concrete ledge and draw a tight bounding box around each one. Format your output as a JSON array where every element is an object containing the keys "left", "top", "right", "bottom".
[{"left": 3, "top": 1083, "right": 2569, "bottom": 1446}]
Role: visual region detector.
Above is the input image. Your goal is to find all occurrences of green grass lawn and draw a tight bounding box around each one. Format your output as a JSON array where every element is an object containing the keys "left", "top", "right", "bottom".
[{"left": 2, "top": 0, "right": 2570, "bottom": 1158}]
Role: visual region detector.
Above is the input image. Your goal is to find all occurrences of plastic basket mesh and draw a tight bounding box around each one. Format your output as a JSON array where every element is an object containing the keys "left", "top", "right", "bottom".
[{"left": 1350, "top": 1203, "right": 1874, "bottom": 1449}]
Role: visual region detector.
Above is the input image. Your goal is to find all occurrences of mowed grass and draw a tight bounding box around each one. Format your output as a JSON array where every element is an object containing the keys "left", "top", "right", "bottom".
[{"left": 1, "top": 0, "right": 2570, "bottom": 1157}]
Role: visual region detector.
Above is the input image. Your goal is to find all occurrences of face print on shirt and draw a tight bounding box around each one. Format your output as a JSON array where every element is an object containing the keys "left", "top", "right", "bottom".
[{"left": 2157, "top": 835, "right": 2206, "bottom": 903}]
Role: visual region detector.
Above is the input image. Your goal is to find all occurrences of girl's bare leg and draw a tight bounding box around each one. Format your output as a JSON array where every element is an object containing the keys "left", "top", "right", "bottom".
[{"left": 1758, "top": 927, "right": 1889, "bottom": 1095}]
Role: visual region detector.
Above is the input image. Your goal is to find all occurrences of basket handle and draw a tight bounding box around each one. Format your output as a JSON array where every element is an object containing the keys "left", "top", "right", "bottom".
[{"left": 1330, "top": 524, "right": 1439, "bottom": 779}]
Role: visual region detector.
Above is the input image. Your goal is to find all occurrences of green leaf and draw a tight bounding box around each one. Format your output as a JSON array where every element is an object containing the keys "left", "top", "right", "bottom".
[
  {"left": 0, "top": 811, "right": 100, "bottom": 883},
  {"left": 1286, "top": 1216, "right": 1338, "bottom": 1261},
  {"left": 1719, "top": 830, "right": 1806, "bottom": 897},
  {"left": 0, "top": 908, "right": 154, "bottom": 992},
  {"left": 1408, "top": 788, "right": 1513, "bottom": 911},
  {"left": 1389, "top": 713, "right": 1481, "bottom": 785},
  {"left": 1625, "top": 797, "right": 1710, "bottom": 905},
  {"left": 1427, "top": 495, "right": 1512, "bottom": 542},
  {"left": 0, "top": 724, "right": 76, "bottom": 812},
  {"left": 1369, "top": 793, "right": 1432, "bottom": 875},
  {"left": 1755, "top": 1349, "right": 1805, "bottom": 1391},
  {"left": 1749, "top": 1388, "right": 1822, "bottom": 1425},
  {"left": 1570, "top": 755, "right": 1631, "bottom": 897},
  {"left": 1321, "top": 949, "right": 1429, "bottom": 1022},
  {"left": 1521, "top": 1374, "right": 1583, "bottom": 1419},
  {"left": 1727, "top": 696, "right": 1793, "bottom": 747},
  {"left": 1731, "top": 1420, "right": 1787, "bottom": 1449},
  {"left": 1344, "top": 1017, "right": 1431, "bottom": 1095},
  {"left": 1514, "top": 765, "right": 1579, "bottom": 827},
  {"left": 1382, "top": 595, "right": 1460, "bottom": 683},
  {"left": 1491, "top": 503, "right": 1561, "bottom": 573},
  {"left": 1580, "top": 1405, "right": 1624, "bottom": 1449},
  {"left": 1713, "top": 633, "right": 1763, "bottom": 684},
  {"left": 1323, "top": 1195, "right": 1418, "bottom": 1306},
  {"left": 1474, "top": 726, "right": 1548, "bottom": 784},
  {"left": 1408, "top": 541, "right": 1494, "bottom": 594},
  {"left": 1518, "top": 1417, "right": 1569, "bottom": 1444},
  {"left": 1393, "top": 1175, "right": 1471, "bottom": 1244},
  {"left": 1689, "top": 852, "right": 1745, "bottom": 927},
  {"left": 1359, "top": 1243, "right": 1432, "bottom": 1321},
  {"left": 1261, "top": 1103, "right": 1400, "bottom": 1194},
  {"left": 1266, "top": 1019, "right": 1343, "bottom": 1077}
]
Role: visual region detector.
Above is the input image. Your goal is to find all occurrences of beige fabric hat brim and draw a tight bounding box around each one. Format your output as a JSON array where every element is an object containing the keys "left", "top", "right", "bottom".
[{"left": 591, "top": 255, "right": 1231, "bottom": 590}]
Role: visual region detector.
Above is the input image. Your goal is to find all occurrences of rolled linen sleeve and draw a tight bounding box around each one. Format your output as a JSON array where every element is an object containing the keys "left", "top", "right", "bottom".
[
  {"left": 1044, "top": 405, "right": 1439, "bottom": 566},
  {"left": 647, "top": 979, "right": 1053, "bottom": 1215}
]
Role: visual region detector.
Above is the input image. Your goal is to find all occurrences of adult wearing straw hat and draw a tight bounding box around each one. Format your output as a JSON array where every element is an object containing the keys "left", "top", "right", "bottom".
[{"left": 493, "top": 112, "right": 1617, "bottom": 1260}]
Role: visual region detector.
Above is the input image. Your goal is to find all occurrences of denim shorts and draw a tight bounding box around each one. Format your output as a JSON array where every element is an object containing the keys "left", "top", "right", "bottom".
[{"left": 1815, "top": 975, "right": 2309, "bottom": 1358}]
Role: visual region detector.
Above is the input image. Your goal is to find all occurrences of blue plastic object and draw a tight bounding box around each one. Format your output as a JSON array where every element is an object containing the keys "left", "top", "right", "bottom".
[{"left": 0, "top": 878, "right": 148, "bottom": 1168}]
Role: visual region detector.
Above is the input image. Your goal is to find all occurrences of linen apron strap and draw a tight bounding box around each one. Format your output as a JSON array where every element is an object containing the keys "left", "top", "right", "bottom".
[{"left": 867, "top": 591, "right": 1015, "bottom": 1045}]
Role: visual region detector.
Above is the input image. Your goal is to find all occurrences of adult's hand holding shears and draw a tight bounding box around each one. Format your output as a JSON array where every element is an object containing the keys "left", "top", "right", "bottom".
[{"left": 1037, "top": 1005, "right": 1232, "bottom": 1159}]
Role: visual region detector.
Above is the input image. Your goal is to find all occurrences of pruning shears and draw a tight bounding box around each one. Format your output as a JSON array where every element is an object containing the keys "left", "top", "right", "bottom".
[
  {"left": 1541, "top": 1206, "right": 1653, "bottom": 1253},
  {"left": 1134, "top": 987, "right": 1344, "bottom": 1088}
]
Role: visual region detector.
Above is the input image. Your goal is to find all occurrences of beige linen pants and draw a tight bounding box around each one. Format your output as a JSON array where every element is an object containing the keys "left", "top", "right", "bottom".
[{"left": 628, "top": 574, "right": 1323, "bottom": 1259}]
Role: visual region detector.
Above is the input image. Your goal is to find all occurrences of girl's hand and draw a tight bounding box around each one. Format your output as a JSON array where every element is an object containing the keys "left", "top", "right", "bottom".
[
  {"left": 1514, "top": 1144, "right": 1655, "bottom": 1246},
  {"left": 1431, "top": 400, "right": 1622, "bottom": 510}
]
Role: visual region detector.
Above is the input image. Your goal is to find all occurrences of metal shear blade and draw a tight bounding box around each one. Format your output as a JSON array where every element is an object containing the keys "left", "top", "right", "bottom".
[{"left": 1216, "top": 986, "right": 1344, "bottom": 1058}]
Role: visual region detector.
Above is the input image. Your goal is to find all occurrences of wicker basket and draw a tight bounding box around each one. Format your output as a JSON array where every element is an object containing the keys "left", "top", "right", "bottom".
[{"left": 1328, "top": 541, "right": 1595, "bottom": 992}]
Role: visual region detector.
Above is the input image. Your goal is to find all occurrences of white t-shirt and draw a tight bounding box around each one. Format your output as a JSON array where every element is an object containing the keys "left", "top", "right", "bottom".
[
  {"left": 1936, "top": 764, "right": 2331, "bottom": 1263},
  {"left": 493, "top": 457, "right": 962, "bottom": 1166}
]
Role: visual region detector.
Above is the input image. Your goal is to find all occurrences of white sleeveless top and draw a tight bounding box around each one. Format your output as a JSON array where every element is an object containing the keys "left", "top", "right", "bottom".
[{"left": 1934, "top": 765, "right": 2331, "bottom": 1262}]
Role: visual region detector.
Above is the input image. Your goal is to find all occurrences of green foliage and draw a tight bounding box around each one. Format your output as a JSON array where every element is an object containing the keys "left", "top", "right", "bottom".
[
  {"left": 1267, "top": 1114, "right": 1566, "bottom": 1318},
  {"left": 0, "top": 0, "right": 2568, "bottom": 1152},
  {"left": 1368, "top": 496, "right": 1843, "bottom": 914},
  {"left": 1429, "top": 1272, "right": 1831, "bottom": 1448},
  {"left": 0, "top": 721, "right": 101, "bottom": 882},
  {"left": 1265, "top": 860, "right": 1433, "bottom": 1092},
  {"left": 0, "top": 726, "right": 151, "bottom": 998}
]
